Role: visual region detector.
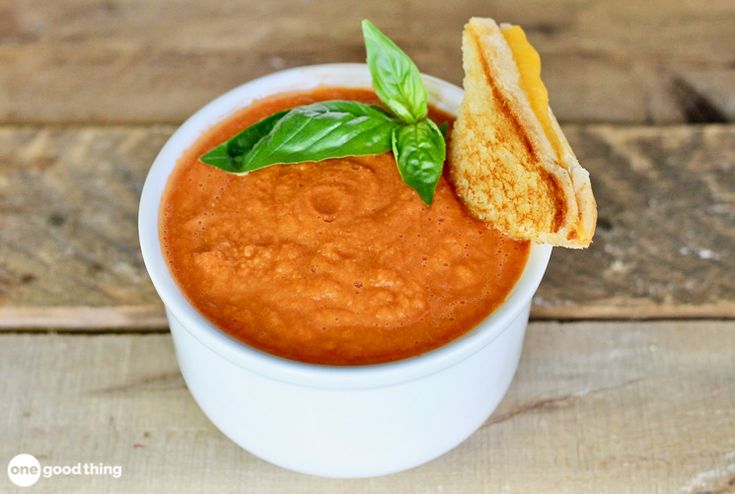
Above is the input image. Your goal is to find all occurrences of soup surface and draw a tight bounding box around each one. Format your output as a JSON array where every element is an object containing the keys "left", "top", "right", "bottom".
[{"left": 160, "top": 87, "right": 529, "bottom": 365}]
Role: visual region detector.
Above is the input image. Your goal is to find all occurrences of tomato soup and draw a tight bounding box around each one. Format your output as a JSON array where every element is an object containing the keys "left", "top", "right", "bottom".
[{"left": 160, "top": 88, "right": 529, "bottom": 365}]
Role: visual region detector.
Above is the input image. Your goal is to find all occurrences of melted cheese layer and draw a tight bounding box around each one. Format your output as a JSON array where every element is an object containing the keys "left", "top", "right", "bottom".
[{"left": 501, "top": 26, "right": 563, "bottom": 159}]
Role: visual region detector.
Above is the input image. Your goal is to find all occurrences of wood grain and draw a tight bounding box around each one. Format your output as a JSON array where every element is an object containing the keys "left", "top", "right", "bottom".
[
  {"left": 1, "top": 0, "right": 733, "bottom": 125},
  {"left": 1, "top": 124, "right": 733, "bottom": 327},
  {"left": 1, "top": 321, "right": 733, "bottom": 493}
]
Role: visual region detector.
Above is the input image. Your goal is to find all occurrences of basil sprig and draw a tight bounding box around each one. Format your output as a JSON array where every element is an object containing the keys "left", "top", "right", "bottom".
[{"left": 200, "top": 20, "right": 447, "bottom": 205}]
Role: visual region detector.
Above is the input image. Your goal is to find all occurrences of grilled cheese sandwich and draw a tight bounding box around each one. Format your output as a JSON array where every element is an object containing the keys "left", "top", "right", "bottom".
[{"left": 450, "top": 18, "right": 597, "bottom": 248}]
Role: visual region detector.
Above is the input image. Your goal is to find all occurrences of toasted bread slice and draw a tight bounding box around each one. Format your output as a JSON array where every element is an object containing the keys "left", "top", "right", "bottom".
[{"left": 449, "top": 17, "right": 596, "bottom": 248}]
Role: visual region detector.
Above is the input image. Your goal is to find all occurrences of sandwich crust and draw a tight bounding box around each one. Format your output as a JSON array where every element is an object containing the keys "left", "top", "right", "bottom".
[{"left": 449, "top": 17, "right": 597, "bottom": 248}]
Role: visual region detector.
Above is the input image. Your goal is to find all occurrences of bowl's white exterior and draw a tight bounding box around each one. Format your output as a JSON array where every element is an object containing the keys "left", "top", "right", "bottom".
[{"left": 139, "top": 64, "right": 552, "bottom": 478}]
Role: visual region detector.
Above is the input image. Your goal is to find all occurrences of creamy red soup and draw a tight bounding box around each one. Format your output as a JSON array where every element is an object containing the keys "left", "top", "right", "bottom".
[{"left": 160, "top": 87, "right": 529, "bottom": 365}]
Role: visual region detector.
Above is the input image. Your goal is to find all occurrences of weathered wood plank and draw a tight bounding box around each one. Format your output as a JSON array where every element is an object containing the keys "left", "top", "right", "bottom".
[
  {"left": 538, "top": 125, "right": 735, "bottom": 319},
  {"left": 0, "top": 125, "right": 167, "bottom": 318},
  {"left": 0, "top": 124, "right": 733, "bottom": 327},
  {"left": 1, "top": 321, "right": 733, "bottom": 493},
  {"left": 1, "top": 0, "right": 733, "bottom": 124}
]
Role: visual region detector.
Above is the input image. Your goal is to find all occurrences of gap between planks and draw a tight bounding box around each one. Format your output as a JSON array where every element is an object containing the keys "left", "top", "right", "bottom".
[{"left": 0, "top": 304, "right": 733, "bottom": 332}]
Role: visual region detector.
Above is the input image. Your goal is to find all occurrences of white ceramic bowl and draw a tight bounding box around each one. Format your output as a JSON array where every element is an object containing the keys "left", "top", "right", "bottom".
[{"left": 139, "top": 63, "right": 552, "bottom": 478}]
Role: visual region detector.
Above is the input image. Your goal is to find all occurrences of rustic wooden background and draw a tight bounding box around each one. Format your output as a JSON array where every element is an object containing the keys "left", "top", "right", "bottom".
[{"left": 1, "top": 0, "right": 733, "bottom": 493}]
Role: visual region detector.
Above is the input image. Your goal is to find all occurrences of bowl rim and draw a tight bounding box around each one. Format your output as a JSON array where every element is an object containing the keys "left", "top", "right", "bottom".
[{"left": 138, "top": 63, "right": 552, "bottom": 389}]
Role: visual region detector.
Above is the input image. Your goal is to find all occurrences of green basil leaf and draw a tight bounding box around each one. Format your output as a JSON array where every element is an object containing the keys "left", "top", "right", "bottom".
[
  {"left": 391, "top": 119, "right": 446, "bottom": 205},
  {"left": 242, "top": 100, "right": 399, "bottom": 171},
  {"left": 200, "top": 110, "right": 288, "bottom": 172},
  {"left": 437, "top": 121, "right": 449, "bottom": 139},
  {"left": 362, "top": 19, "right": 428, "bottom": 124}
]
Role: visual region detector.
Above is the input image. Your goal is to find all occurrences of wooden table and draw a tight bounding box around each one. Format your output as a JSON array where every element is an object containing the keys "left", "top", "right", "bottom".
[{"left": 1, "top": 1, "right": 733, "bottom": 492}]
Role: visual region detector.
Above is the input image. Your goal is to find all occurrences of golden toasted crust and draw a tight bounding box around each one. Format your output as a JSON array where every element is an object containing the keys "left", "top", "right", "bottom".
[{"left": 449, "top": 17, "right": 597, "bottom": 248}]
